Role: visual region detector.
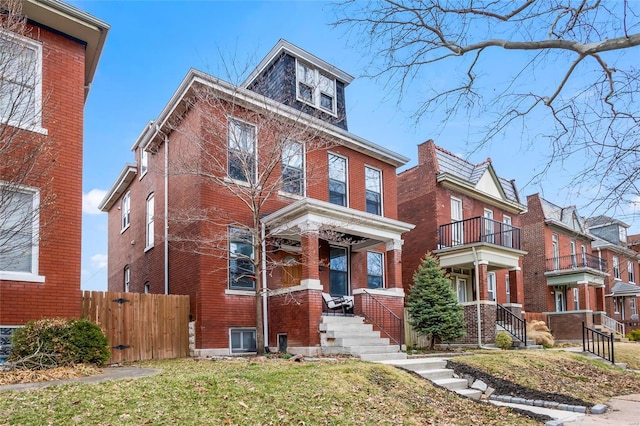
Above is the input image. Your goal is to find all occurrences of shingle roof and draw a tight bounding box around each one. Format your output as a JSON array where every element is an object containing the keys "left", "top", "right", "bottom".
[
  {"left": 610, "top": 281, "right": 640, "bottom": 296},
  {"left": 585, "top": 215, "right": 629, "bottom": 229},
  {"left": 434, "top": 146, "right": 520, "bottom": 203},
  {"left": 539, "top": 198, "right": 585, "bottom": 233}
]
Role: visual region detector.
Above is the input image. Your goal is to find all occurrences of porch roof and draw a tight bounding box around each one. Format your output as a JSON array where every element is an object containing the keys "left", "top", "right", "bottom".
[
  {"left": 262, "top": 199, "right": 415, "bottom": 251},
  {"left": 608, "top": 281, "right": 640, "bottom": 297}
]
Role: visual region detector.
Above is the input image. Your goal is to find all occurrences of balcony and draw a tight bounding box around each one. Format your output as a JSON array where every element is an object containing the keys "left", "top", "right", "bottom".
[
  {"left": 438, "top": 216, "right": 521, "bottom": 250},
  {"left": 546, "top": 254, "right": 606, "bottom": 272}
]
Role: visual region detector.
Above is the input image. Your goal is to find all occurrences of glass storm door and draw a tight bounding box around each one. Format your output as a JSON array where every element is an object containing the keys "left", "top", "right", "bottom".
[{"left": 329, "top": 246, "right": 348, "bottom": 296}]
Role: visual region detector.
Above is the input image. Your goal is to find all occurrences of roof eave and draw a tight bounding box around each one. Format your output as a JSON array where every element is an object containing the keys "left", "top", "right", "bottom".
[{"left": 98, "top": 164, "right": 137, "bottom": 211}]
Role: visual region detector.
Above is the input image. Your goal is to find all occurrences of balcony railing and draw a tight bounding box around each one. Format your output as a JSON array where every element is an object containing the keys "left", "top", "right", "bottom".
[
  {"left": 438, "top": 216, "right": 521, "bottom": 250},
  {"left": 545, "top": 253, "right": 606, "bottom": 272}
]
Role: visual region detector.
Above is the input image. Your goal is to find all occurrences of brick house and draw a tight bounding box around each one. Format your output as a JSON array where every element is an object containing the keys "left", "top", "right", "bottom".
[
  {"left": 99, "top": 40, "right": 414, "bottom": 356},
  {"left": 397, "top": 140, "right": 527, "bottom": 346},
  {"left": 586, "top": 216, "right": 640, "bottom": 332},
  {"left": 0, "top": 0, "right": 108, "bottom": 348},
  {"left": 520, "top": 194, "right": 609, "bottom": 340}
]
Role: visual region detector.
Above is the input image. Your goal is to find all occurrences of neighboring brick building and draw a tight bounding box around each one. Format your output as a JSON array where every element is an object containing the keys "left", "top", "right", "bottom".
[
  {"left": 521, "top": 195, "right": 608, "bottom": 340},
  {"left": 0, "top": 0, "right": 108, "bottom": 345},
  {"left": 398, "top": 140, "right": 527, "bottom": 345},
  {"left": 586, "top": 216, "right": 640, "bottom": 330},
  {"left": 100, "top": 40, "right": 414, "bottom": 356}
]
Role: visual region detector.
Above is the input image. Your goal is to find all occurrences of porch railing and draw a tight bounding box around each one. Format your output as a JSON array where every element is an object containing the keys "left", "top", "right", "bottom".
[
  {"left": 601, "top": 314, "right": 625, "bottom": 336},
  {"left": 355, "top": 290, "right": 403, "bottom": 346},
  {"left": 582, "top": 321, "right": 615, "bottom": 364},
  {"left": 438, "top": 217, "right": 521, "bottom": 250},
  {"left": 545, "top": 253, "right": 606, "bottom": 272},
  {"left": 496, "top": 304, "right": 527, "bottom": 344},
  {"left": 622, "top": 318, "right": 640, "bottom": 333}
]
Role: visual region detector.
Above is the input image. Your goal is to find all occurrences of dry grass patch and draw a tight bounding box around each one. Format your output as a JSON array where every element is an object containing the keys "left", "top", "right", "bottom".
[
  {"left": 454, "top": 350, "right": 640, "bottom": 404},
  {"left": 615, "top": 342, "right": 640, "bottom": 370},
  {"left": 0, "top": 364, "right": 100, "bottom": 385}
]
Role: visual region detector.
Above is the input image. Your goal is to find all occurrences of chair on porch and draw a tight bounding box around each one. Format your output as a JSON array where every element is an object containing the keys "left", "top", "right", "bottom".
[{"left": 322, "top": 293, "right": 354, "bottom": 314}]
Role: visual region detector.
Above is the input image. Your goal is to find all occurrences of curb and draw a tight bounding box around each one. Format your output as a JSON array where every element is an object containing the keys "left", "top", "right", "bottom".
[{"left": 489, "top": 394, "right": 607, "bottom": 415}]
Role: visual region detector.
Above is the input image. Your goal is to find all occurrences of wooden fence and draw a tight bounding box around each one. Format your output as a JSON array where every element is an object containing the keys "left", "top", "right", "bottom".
[
  {"left": 524, "top": 312, "right": 548, "bottom": 324},
  {"left": 404, "top": 310, "right": 432, "bottom": 348},
  {"left": 82, "top": 291, "right": 190, "bottom": 364}
]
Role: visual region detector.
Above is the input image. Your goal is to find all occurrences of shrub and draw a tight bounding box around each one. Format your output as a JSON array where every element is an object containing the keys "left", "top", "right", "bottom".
[
  {"left": 9, "top": 318, "right": 110, "bottom": 369},
  {"left": 527, "top": 320, "right": 555, "bottom": 346},
  {"left": 626, "top": 329, "right": 640, "bottom": 342},
  {"left": 495, "top": 331, "right": 513, "bottom": 350}
]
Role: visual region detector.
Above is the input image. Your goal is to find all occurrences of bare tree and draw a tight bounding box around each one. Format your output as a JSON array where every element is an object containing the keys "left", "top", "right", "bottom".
[
  {"left": 166, "top": 77, "right": 341, "bottom": 355},
  {"left": 0, "top": 0, "right": 56, "bottom": 274},
  {"left": 335, "top": 0, "right": 640, "bottom": 213}
]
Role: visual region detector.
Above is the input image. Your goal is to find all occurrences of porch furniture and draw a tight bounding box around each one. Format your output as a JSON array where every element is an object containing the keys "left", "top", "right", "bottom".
[{"left": 322, "top": 293, "right": 354, "bottom": 314}]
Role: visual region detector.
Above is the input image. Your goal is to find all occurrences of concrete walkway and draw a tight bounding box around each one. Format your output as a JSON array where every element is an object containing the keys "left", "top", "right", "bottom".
[{"left": 566, "top": 394, "right": 640, "bottom": 425}]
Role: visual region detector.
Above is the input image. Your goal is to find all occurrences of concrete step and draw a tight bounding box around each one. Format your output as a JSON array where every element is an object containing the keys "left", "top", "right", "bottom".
[
  {"left": 319, "top": 323, "right": 374, "bottom": 333},
  {"left": 322, "top": 345, "right": 401, "bottom": 355},
  {"left": 433, "top": 377, "right": 469, "bottom": 391},
  {"left": 330, "top": 336, "right": 390, "bottom": 347},
  {"left": 416, "top": 368, "right": 455, "bottom": 380},
  {"left": 324, "top": 329, "right": 379, "bottom": 339},
  {"left": 455, "top": 388, "right": 483, "bottom": 400},
  {"left": 378, "top": 357, "right": 448, "bottom": 372},
  {"left": 359, "top": 352, "right": 407, "bottom": 362},
  {"left": 320, "top": 315, "right": 364, "bottom": 324}
]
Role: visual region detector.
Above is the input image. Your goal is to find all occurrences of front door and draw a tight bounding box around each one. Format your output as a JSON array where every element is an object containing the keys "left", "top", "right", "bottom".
[
  {"left": 329, "top": 246, "right": 348, "bottom": 296},
  {"left": 555, "top": 289, "right": 566, "bottom": 312}
]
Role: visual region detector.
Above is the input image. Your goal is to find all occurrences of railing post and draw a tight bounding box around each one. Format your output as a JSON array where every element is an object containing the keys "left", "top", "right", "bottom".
[
  {"left": 582, "top": 321, "right": 586, "bottom": 353},
  {"left": 610, "top": 333, "right": 615, "bottom": 365}
]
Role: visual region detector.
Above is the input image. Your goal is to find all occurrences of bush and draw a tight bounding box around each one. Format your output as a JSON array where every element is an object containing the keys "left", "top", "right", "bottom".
[
  {"left": 527, "top": 320, "right": 555, "bottom": 346},
  {"left": 495, "top": 331, "right": 513, "bottom": 350},
  {"left": 626, "top": 329, "right": 640, "bottom": 342},
  {"left": 9, "top": 318, "right": 110, "bottom": 369}
]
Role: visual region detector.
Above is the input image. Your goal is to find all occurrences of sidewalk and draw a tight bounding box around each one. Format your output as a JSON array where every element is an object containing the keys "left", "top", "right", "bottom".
[{"left": 566, "top": 394, "right": 640, "bottom": 425}]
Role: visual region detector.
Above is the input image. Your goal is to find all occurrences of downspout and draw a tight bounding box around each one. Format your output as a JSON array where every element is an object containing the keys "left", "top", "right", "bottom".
[
  {"left": 261, "top": 221, "right": 268, "bottom": 352},
  {"left": 164, "top": 134, "right": 169, "bottom": 295},
  {"left": 472, "top": 246, "right": 482, "bottom": 348}
]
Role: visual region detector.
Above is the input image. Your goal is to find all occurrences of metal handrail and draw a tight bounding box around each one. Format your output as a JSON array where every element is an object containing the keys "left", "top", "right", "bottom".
[
  {"left": 496, "top": 304, "right": 527, "bottom": 344},
  {"left": 582, "top": 321, "right": 615, "bottom": 364},
  {"left": 601, "top": 314, "right": 625, "bottom": 336},
  {"left": 354, "top": 290, "right": 403, "bottom": 346},
  {"left": 545, "top": 253, "right": 606, "bottom": 272},
  {"left": 438, "top": 216, "right": 521, "bottom": 250}
]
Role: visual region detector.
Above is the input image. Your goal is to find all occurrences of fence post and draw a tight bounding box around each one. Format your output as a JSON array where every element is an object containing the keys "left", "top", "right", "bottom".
[
  {"left": 610, "top": 333, "right": 615, "bottom": 365},
  {"left": 582, "top": 321, "right": 586, "bottom": 353}
]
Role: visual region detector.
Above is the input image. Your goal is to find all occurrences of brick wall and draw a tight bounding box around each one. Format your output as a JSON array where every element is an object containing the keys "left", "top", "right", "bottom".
[
  {"left": 459, "top": 303, "right": 497, "bottom": 345},
  {"left": 1, "top": 24, "right": 86, "bottom": 324},
  {"left": 547, "top": 311, "right": 592, "bottom": 341}
]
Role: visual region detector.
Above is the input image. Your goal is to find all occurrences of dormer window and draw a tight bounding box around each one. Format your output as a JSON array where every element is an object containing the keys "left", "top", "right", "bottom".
[
  {"left": 296, "top": 61, "right": 336, "bottom": 114},
  {"left": 619, "top": 226, "right": 627, "bottom": 243}
]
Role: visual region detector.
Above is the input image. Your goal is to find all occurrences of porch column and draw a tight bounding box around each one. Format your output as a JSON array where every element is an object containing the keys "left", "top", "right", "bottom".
[
  {"left": 578, "top": 281, "right": 591, "bottom": 310},
  {"left": 508, "top": 268, "right": 524, "bottom": 305},
  {"left": 385, "top": 239, "right": 403, "bottom": 290},
  {"left": 595, "top": 286, "right": 605, "bottom": 312},
  {"left": 300, "top": 228, "right": 320, "bottom": 285},
  {"left": 476, "top": 261, "right": 489, "bottom": 300}
]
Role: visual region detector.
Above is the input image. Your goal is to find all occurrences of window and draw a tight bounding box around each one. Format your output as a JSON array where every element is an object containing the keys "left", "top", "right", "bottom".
[
  {"left": 146, "top": 194, "right": 154, "bottom": 249},
  {"left": 450, "top": 197, "right": 463, "bottom": 246},
  {"left": 573, "top": 287, "right": 579, "bottom": 310},
  {"left": 456, "top": 278, "right": 468, "bottom": 303},
  {"left": 228, "top": 119, "right": 256, "bottom": 183},
  {"left": 613, "top": 256, "right": 620, "bottom": 280},
  {"left": 144, "top": 282, "right": 150, "bottom": 294},
  {"left": 124, "top": 266, "right": 130, "bottom": 292},
  {"left": 619, "top": 226, "right": 627, "bottom": 244},
  {"left": 229, "top": 226, "right": 254, "bottom": 290},
  {"left": 570, "top": 241, "right": 577, "bottom": 267},
  {"left": 230, "top": 328, "right": 257, "bottom": 354},
  {"left": 328, "top": 153, "right": 347, "bottom": 207},
  {"left": 505, "top": 274, "right": 510, "bottom": 302},
  {"left": 629, "top": 261, "right": 635, "bottom": 283},
  {"left": 121, "top": 192, "right": 130, "bottom": 230},
  {"left": 365, "top": 167, "right": 382, "bottom": 215},
  {"left": 555, "top": 289, "right": 565, "bottom": 312},
  {"left": 552, "top": 234, "right": 559, "bottom": 270},
  {"left": 503, "top": 215, "right": 512, "bottom": 248},
  {"left": 140, "top": 149, "right": 148, "bottom": 176},
  {"left": 329, "top": 246, "right": 348, "bottom": 296},
  {"left": 296, "top": 61, "right": 336, "bottom": 113},
  {"left": 0, "top": 185, "right": 39, "bottom": 275},
  {"left": 487, "top": 272, "right": 496, "bottom": 302},
  {"left": 281, "top": 140, "right": 304, "bottom": 195},
  {"left": 613, "top": 297, "right": 619, "bottom": 314},
  {"left": 367, "top": 252, "right": 384, "bottom": 289},
  {"left": 0, "top": 32, "right": 43, "bottom": 130},
  {"left": 631, "top": 298, "right": 637, "bottom": 316},
  {"left": 483, "top": 209, "right": 494, "bottom": 243},
  {"left": 581, "top": 245, "right": 587, "bottom": 267}
]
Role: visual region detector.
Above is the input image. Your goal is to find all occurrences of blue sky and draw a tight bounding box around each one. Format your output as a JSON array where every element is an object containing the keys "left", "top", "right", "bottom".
[{"left": 73, "top": 1, "right": 640, "bottom": 291}]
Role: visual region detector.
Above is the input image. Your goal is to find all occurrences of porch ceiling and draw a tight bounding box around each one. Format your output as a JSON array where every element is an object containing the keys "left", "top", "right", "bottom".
[
  {"left": 544, "top": 270, "right": 606, "bottom": 287},
  {"left": 262, "top": 198, "right": 415, "bottom": 250},
  {"left": 434, "top": 243, "right": 525, "bottom": 270}
]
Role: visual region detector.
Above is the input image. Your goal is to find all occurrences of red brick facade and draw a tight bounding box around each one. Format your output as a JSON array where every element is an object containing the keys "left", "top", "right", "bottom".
[{"left": 0, "top": 6, "right": 108, "bottom": 325}]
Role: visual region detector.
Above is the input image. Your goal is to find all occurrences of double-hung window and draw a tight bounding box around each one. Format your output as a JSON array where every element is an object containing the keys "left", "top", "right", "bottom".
[
  {"left": 228, "top": 119, "right": 256, "bottom": 183},
  {"left": 230, "top": 328, "right": 257, "bottom": 354},
  {"left": 124, "top": 266, "right": 130, "bottom": 292},
  {"left": 296, "top": 61, "right": 336, "bottom": 114},
  {"left": 629, "top": 261, "right": 635, "bottom": 283},
  {"left": 367, "top": 251, "right": 384, "bottom": 289},
  {"left": 487, "top": 272, "right": 496, "bottom": 302},
  {"left": 146, "top": 193, "right": 154, "bottom": 249},
  {"left": 0, "top": 32, "right": 43, "bottom": 130},
  {"left": 121, "top": 192, "right": 131, "bottom": 230},
  {"left": 573, "top": 288, "right": 579, "bottom": 310},
  {"left": 365, "top": 167, "right": 382, "bottom": 215},
  {"left": 328, "top": 153, "right": 347, "bottom": 206},
  {"left": 0, "top": 185, "right": 39, "bottom": 276},
  {"left": 229, "top": 226, "right": 254, "bottom": 290},
  {"left": 613, "top": 256, "right": 620, "bottom": 280},
  {"left": 140, "top": 149, "right": 148, "bottom": 176},
  {"left": 281, "top": 140, "right": 304, "bottom": 195}
]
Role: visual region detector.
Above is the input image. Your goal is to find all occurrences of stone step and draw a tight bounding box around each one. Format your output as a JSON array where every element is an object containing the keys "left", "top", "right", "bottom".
[
  {"left": 359, "top": 352, "right": 407, "bottom": 362},
  {"left": 455, "top": 388, "right": 483, "bottom": 400},
  {"left": 319, "top": 323, "right": 374, "bottom": 333},
  {"left": 324, "top": 329, "right": 379, "bottom": 339},
  {"left": 433, "top": 377, "right": 469, "bottom": 391},
  {"left": 322, "top": 345, "right": 401, "bottom": 355},
  {"left": 378, "top": 357, "right": 448, "bottom": 372},
  {"left": 320, "top": 315, "right": 364, "bottom": 324},
  {"left": 417, "top": 368, "right": 455, "bottom": 380},
  {"left": 331, "top": 336, "right": 390, "bottom": 347}
]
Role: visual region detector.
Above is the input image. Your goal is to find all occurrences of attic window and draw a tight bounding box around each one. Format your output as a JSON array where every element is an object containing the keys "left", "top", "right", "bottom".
[
  {"left": 619, "top": 226, "right": 627, "bottom": 243},
  {"left": 296, "top": 61, "right": 336, "bottom": 114}
]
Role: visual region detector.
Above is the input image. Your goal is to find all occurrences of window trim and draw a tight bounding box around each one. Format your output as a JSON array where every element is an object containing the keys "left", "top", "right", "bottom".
[
  {"left": 295, "top": 59, "right": 337, "bottom": 116},
  {"left": 227, "top": 117, "right": 257, "bottom": 184},
  {"left": 121, "top": 191, "right": 131, "bottom": 232},
  {"left": 366, "top": 251, "right": 384, "bottom": 289},
  {"left": 0, "top": 30, "right": 46, "bottom": 134},
  {"left": 140, "top": 148, "right": 149, "bottom": 179},
  {"left": 229, "top": 328, "right": 257, "bottom": 354},
  {"left": 573, "top": 287, "right": 579, "bottom": 310},
  {"left": 0, "top": 182, "right": 44, "bottom": 282},
  {"left": 613, "top": 256, "right": 620, "bottom": 280},
  {"left": 487, "top": 272, "right": 496, "bottom": 302},
  {"left": 228, "top": 226, "right": 255, "bottom": 290},
  {"left": 364, "top": 165, "right": 383, "bottom": 216},
  {"left": 328, "top": 152, "right": 348, "bottom": 207},
  {"left": 124, "top": 266, "right": 130, "bottom": 292},
  {"left": 281, "top": 139, "right": 305, "bottom": 196},
  {"left": 145, "top": 193, "right": 155, "bottom": 250},
  {"left": 628, "top": 260, "right": 635, "bottom": 284}
]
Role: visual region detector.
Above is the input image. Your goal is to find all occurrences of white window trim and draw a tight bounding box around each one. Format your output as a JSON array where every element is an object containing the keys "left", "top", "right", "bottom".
[
  {"left": 487, "top": 272, "right": 496, "bottom": 302},
  {"left": 364, "top": 165, "right": 383, "bottom": 216},
  {"left": 121, "top": 191, "right": 131, "bottom": 233},
  {"left": 281, "top": 140, "right": 306, "bottom": 197},
  {"left": 0, "top": 182, "right": 44, "bottom": 282},
  {"left": 613, "top": 256, "right": 620, "bottom": 280},
  {"left": 366, "top": 251, "right": 385, "bottom": 289},
  {"left": 139, "top": 148, "right": 149, "bottom": 179},
  {"left": 124, "top": 266, "right": 130, "bottom": 292},
  {"left": 295, "top": 59, "right": 337, "bottom": 116},
  {"left": 227, "top": 117, "right": 258, "bottom": 184},
  {"left": 573, "top": 287, "right": 579, "bottom": 310},
  {"left": 229, "top": 327, "right": 257, "bottom": 354},
  {"left": 628, "top": 260, "right": 635, "bottom": 284},
  {"left": 145, "top": 193, "right": 155, "bottom": 250},
  {"left": 0, "top": 30, "right": 47, "bottom": 134},
  {"left": 328, "top": 152, "right": 349, "bottom": 208}
]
